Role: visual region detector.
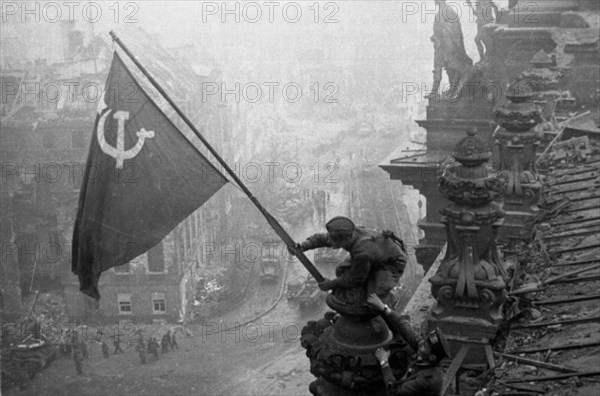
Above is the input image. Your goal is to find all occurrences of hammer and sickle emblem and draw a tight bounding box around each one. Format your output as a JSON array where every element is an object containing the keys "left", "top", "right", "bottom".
[{"left": 97, "top": 109, "right": 155, "bottom": 169}]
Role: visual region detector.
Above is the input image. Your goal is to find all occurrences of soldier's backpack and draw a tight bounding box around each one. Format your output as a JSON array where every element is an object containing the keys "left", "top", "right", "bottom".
[{"left": 380, "top": 229, "right": 408, "bottom": 274}]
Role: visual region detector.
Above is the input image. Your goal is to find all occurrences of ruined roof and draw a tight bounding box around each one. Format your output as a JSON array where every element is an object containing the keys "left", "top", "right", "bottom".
[{"left": 487, "top": 136, "right": 600, "bottom": 396}]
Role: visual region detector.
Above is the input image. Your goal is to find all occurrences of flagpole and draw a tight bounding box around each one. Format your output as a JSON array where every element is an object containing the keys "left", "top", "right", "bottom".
[{"left": 109, "top": 31, "right": 325, "bottom": 283}]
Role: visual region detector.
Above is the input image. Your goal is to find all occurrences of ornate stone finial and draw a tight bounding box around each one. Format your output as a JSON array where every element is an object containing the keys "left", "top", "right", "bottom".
[
  {"left": 494, "top": 78, "right": 543, "bottom": 240},
  {"left": 440, "top": 129, "right": 504, "bottom": 207},
  {"left": 495, "top": 81, "right": 543, "bottom": 132},
  {"left": 452, "top": 127, "right": 492, "bottom": 166},
  {"left": 521, "top": 51, "right": 574, "bottom": 116},
  {"left": 505, "top": 80, "right": 535, "bottom": 103},
  {"left": 430, "top": 128, "right": 507, "bottom": 350}
]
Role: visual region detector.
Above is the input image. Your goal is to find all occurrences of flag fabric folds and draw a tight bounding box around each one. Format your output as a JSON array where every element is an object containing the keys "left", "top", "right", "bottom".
[{"left": 72, "top": 53, "right": 228, "bottom": 300}]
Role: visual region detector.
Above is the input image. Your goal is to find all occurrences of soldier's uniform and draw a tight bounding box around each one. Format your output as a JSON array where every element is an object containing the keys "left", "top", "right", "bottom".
[
  {"left": 170, "top": 333, "right": 178, "bottom": 349},
  {"left": 299, "top": 217, "right": 407, "bottom": 301},
  {"left": 161, "top": 334, "right": 169, "bottom": 353},
  {"left": 380, "top": 311, "right": 448, "bottom": 396},
  {"left": 136, "top": 340, "right": 147, "bottom": 364},
  {"left": 149, "top": 337, "right": 159, "bottom": 360}
]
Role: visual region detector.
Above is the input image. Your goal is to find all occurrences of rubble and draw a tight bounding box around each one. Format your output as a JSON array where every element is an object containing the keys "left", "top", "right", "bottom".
[{"left": 486, "top": 136, "right": 600, "bottom": 396}]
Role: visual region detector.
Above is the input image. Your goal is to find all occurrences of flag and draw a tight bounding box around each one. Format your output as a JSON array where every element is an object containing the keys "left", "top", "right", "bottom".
[{"left": 72, "top": 53, "right": 228, "bottom": 300}]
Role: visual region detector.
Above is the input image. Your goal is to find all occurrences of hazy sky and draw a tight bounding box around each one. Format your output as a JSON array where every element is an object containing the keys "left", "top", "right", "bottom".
[{"left": 1, "top": 0, "right": 491, "bottom": 64}]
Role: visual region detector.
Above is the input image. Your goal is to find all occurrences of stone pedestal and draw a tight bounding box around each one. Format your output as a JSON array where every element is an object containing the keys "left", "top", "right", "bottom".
[
  {"left": 302, "top": 293, "right": 409, "bottom": 396},
  {"left": 380, "top": 115, "right": 498, "bottom": 272},
  {"left": 427, "top": 128, "right": 508, "bottom": 366},
  {"left": 494, "top": 82, "right": 543, "bottom": 242}
]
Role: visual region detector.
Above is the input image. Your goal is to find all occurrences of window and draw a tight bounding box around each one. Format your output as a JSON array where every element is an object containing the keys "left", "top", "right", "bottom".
[
  {"left": 147, "top": 242, "right": 165, "bottom": 273},
  {"left": 152, "top": 292, "right": 166, "bottom": 314},
  {"left": 117, "top": 293, "right": 132, "bottom": 314}
]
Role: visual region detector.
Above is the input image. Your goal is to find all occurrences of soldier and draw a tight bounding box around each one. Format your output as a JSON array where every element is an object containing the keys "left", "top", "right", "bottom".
[
  {"left": 165, "top": 329, "right": 171, "bottom": 349},
  {"left": 367, "top": 294, "right": 449, "bottom": 396},
  {"left": 73, "top": 349, "right": 83, "bottom": 375},
  {"left": 149, "top": 337, "right": 159, "bottom": 360},
  {"left": 170, "top": 332, "right": 178, "bottom": 350},
  {"left": 113, "top": 335, "right": 123, "bottom": 354},
  {"left": 101, "top": 340, "right": 109, "bottom": 359},
  {"left": 136, "top": 338, "right": 147, "bottom": 364},
  {"left": 289, "top": 216, "right": 407, "bottom": 305},
  {"left": 161, "top": 333, "right": 169, "bottom": 353}
]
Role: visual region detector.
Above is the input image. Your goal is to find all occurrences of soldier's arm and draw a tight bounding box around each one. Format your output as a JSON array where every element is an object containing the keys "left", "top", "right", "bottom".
[
  {"left": 392, "top": 375, "right": 426, "bottom": 395},
  {"left": 300, "top": 233, "right": 332, "bottom": 251},
  {"left": 393, "top": 367, "right": 444, "bottom": 396},
  {"left": 382, "top": 311, "right": 421, "bottom": 352},
  {"left": 331, "top": 253, "right": 370, "bottom": 288},
  {"left": 381, "top": 364, "right": 397, "bottom": 391}
]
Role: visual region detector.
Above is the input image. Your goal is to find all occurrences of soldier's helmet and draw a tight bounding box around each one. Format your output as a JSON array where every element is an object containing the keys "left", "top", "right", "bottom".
[
  {"left": 427, "top": 327, "right": 451, "bottom": 360},
  {"left": 326, "top": 216, "right": 355, "bottom": 241}
]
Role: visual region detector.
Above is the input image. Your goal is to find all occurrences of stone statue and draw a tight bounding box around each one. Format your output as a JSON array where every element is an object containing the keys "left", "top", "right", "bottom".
[
  {"left": 427, "top": 0, "right": 473, "bottom": 99},
  {"left": 467, "top": 0, "right": 499, "bottom": 63}
]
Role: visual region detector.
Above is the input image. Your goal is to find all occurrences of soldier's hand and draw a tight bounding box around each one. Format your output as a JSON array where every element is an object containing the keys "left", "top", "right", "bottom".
[
  {"left": 318, "top": 279, "right": 335, "bottom": 291},
  {"left": 374, "top": 347, "right": 390, "bottom": 362},
  {"left": 367, "top": 293, "right": 385, "bottom": 313},
  {"left": 287, "top": 243, "right": 303, "bottom": 257}
]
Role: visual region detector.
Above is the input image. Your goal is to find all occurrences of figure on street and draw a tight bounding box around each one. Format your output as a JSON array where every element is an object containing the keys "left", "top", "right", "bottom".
[
  {"left": 148, "top": 337, "right": 159, "bottom": 360},
  {"left": 170, "top": 332, "right": 178, "bottom": 350},
  {"left": 136, "top": 338, "right": 147, "bottom": 364},
  {"left": 101, "top": 340, "right": 109, "bottom": 358},
  {"left": 161, "top": 333, "right": 169, "bottom": 353},
  {"left": 73, "top": 349, "right": 83, "bottom": 375}
]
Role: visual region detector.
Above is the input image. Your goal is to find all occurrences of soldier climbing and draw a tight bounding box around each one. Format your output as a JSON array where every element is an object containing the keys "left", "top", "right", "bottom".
[{"left": 289, "top": 216, "right": 407, "bottom": 306}]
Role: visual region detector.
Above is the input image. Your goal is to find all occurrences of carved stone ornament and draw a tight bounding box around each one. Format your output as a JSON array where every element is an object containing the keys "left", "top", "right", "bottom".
[
  {"left": 494, "top": 80, "right": 543, "bottom": 211},
  {"left": 494, "top": 81, "right": 544, "bottom": 132},
  {"left": 431, "top": 128, "right": 507, "bottom": 325}
]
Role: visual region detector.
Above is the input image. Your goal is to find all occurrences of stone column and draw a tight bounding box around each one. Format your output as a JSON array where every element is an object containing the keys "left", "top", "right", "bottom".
[
  {"left": 428, "top": 128, "right": 508, "bottom": 365},
  {"left": 494, "top": 81, "right": 544, "bottom": 242}
]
